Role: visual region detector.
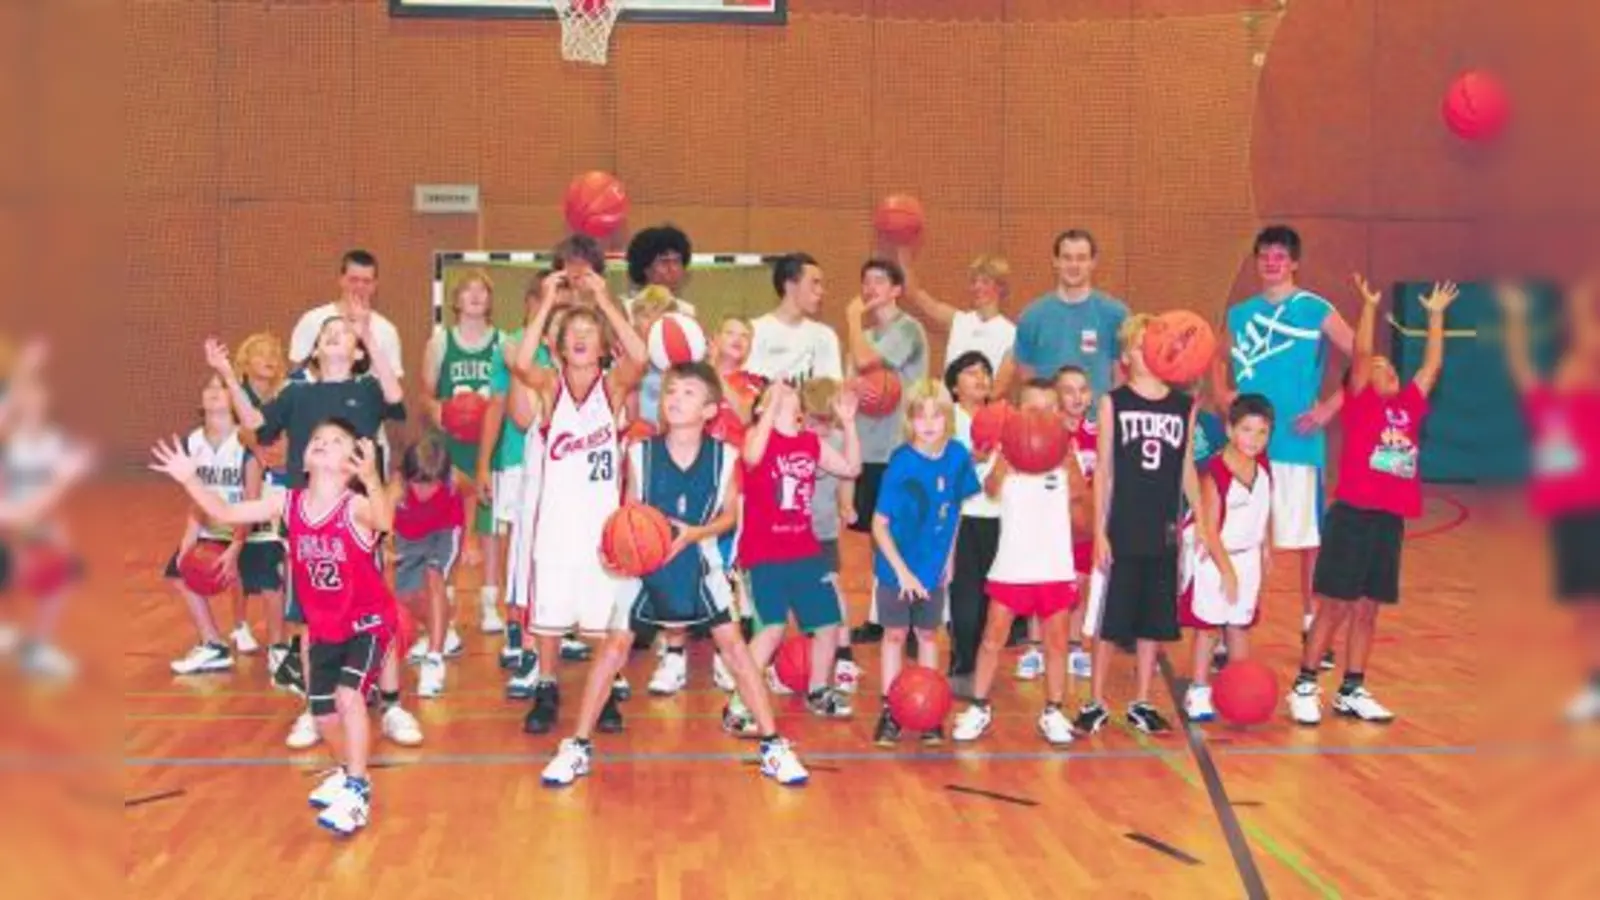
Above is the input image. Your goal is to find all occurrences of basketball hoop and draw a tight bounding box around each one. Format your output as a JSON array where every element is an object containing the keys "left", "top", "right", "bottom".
[{"left": 552, "top": 0, "right": 622, "bottom": 66}]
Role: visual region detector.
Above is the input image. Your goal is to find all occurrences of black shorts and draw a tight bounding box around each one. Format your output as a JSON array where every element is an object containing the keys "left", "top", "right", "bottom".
[
  {"left": 1552, "top": 510, "right": 1600, "bottom": 601},
  {"left": 1099, "top": 551, "right": 1180, "bottom": 644},
  {"left": 1313, "top": 501, "right": 1404, "bottom": 604},
  {"left": 848, "top": 463, "right": 887, "bottom": 534},
  {"left": 308, "top": 630, "right": 390, "bottom": 717},
  {"left": 164, "top": 541, "right": 285, "bottom": 595}
]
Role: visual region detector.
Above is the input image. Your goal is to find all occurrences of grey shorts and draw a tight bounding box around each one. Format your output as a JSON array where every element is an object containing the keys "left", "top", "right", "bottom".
[
  {"left": 394, "top": 530, "right": 460, "bottom": 596},
  {"left": 874, "top": 582, "right": 947, "bottom": 632}
]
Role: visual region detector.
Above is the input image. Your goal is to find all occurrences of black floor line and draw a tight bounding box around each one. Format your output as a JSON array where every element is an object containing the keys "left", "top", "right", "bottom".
[
  {"left": 944, "top": 784, "right": 1039, "bottom": 807},
  {"left": 1125, "top": 831, "right": 1202, "bottom": 865},
  {"left": 124, "top": 788, "right": 186, "bottom": 808},
  {"left": 1158, "top": 653, "right": 1270, "bottom": 899}
]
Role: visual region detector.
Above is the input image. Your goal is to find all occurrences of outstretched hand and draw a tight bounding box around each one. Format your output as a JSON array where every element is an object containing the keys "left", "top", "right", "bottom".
[
  {"left": 1352, "top": 273, "right": 1382, "bottom": 307},
  {"left": 149, "top": 435, "right": 199, "bottom": 483},
  {"left": 1420, "top": 280, "right": 1459, "bottom": 314}
]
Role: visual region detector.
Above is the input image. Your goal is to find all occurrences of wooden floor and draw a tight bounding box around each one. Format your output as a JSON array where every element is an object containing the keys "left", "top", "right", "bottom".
[{"left": 9, "top": 481, "right": 1597, "bottom": 898}]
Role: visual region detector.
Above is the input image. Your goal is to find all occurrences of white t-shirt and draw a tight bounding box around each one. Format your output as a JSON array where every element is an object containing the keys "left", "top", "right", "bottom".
[
  {"left": 745, "top": 313, "right": 843, "bottom": 382},
  {"left": 953, "top": 407, "right": 1000, "bottom": 519},
  {"left": 987, "top": 467, "right": 1076, "bottom": 585},
  {"left": 946, "top": 310, "right": 1016, "bottom": 373},
  {"left": 288, "top": 303, "right": 405, "bottom": 377}
]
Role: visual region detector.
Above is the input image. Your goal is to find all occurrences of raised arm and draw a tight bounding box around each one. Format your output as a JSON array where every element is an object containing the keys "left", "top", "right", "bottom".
[
  {"left": 354, "top": 317, "right": 405, "bottom": 405},
  {"left": 818, "top": 389, "right": 862, "bottom": 478},
  {"left": 845, "top": 296, "right": 883, "bottom": 371},
  {"left": 205, "top": 339, "right": 266, "bottom": 430},
  {"left": 149, "top": 436, "right": 281, "bottom": 527},
  {"left": 1210, "top": 308, "right": 1237, "bottom": 412},
  {"left": 350, "top": 439, "right": 393, "bottom": 535},
  {"left": 899, "top": 255, "right": 958, "bottom": 331},
  {"left": 1348, "top": 273, "right": 1382, "bottom": 395},
  {"left": 1412, "top": 281, "right": 1459, "bottom": 397},
  {"left": 1493, "top": 285, "right": 1537, "bottom": 392},
  {"left": 742, "top": 382, "right": 785, "bottom": 467}
]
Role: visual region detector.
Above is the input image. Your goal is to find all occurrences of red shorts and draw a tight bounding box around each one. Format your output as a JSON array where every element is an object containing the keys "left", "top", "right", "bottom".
[
  {"left": 987, "top": 580, "right": 1079, "bottom": 619},
  {"left": 1072, "top": 540, "right": 1093, "bottom": 575}
]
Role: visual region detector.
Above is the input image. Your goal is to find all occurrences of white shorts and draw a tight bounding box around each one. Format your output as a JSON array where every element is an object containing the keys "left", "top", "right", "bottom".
[
  {"left": 1189, "top": 548, "right": 1264, "bottom": 627},
  {"left": 1271, "top": 463, "right": 1322, "bottom": 550},
  {"left": 531, "top": 560, "right": 630, "bottom": 636},
  {"left": 493, "top": 465, "right": 525, "bottom": 526}
]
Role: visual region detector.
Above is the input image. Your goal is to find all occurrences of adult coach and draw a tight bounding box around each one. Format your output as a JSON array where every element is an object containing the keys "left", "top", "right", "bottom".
[
  {"left": 1212, "top": 225, "right": 1353, "bottom": 658},
  {"left": 746, "top": 253, "right": 843, "bottom": 384},
  {"left": 289, "top": 250, "right": 404, "bottom": 379},
  {"left": 1005, "top": 230, "right": 1128, "bottom": 400}
]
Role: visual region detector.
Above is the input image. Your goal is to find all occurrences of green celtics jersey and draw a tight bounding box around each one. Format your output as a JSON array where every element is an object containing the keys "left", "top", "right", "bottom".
[{"left": 438, "top": 326, "right": 501, "bottom": 473}]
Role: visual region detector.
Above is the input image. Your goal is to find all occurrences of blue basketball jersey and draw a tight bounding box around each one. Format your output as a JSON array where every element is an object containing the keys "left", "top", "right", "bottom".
[
  {"left": 634, "top": 436, "right": 730, "bottom": 623},
  {"left": 1226, "top": 291, "right": 1334, "bottom": 467}
]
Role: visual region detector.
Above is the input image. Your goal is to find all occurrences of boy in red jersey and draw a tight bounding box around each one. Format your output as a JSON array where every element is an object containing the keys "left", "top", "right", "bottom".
[
  {"left": 1498, "top": 281, "right": 1600, "bottom": 720},
  {"left": 1289, "top": 278, "right": 1457, "bottom": 725},
  {"left": 150, "top": 419, "right": 396, "bottom": 837}
]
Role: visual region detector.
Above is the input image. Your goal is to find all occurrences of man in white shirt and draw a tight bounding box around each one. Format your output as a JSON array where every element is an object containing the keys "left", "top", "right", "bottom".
[
  {"left": 746, "top": 253, "right": 843, "bottom": 383},
  {"left": 900, "top": 251, "right": 1017, "bottom": 388},
  {"left": 288, "top": 249, "right": 405, "bottom": 379}
]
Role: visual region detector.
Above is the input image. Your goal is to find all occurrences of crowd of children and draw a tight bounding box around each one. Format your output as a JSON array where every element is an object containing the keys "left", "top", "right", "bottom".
[{"left": 126, "top": 221, "right": 1600, "bottom": 840}]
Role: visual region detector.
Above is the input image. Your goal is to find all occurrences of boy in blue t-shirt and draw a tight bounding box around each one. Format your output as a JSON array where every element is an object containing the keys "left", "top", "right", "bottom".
[{"left": 869, "top": 380, "right": 981, "bottom": 747}]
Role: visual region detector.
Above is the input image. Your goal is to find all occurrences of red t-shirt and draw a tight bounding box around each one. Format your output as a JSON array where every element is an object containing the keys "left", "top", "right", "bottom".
[
  {"left": 1069, "top": 418, "right": 1097, "bottom": 567},
  {"left": 1524, "top": 383, "right": 1600, "bottom": 518},
  {"left": 392, "top": 481, "right": 464, "bottom": 541},
  {"left": 287, "top": 489, "right": 398, "bottom": 644},
  {"left": 1335, "top": 383, "right": 1430, "bottom": 519},
  {"left": 738, "top": 429, "right": 822, "bottom": 566}
]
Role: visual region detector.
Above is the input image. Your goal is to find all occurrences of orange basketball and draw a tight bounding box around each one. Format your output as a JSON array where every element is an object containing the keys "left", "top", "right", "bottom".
[
  {"left": 1000, "top": 408, "right": 1068, "bottom": 474},
  {"left": 854, "top": 367, "right": 902, "bottom": 417},
  {"left": 873, "top": 194, "right": 925, "bottom": 246},
  {"left": 886, "top": 665, "right": 953, "bottom": 731},
  {"left": 1141, "top": 310, "right": 1216, "bottom": 386},
  {"left": 773, "top": 633, "right": 812, "bottom": 695},
  {"left": 724, "top": 370, "right": 765, "bottom": 409},
  {"left": 969, "top": 399, "right": 1013, "bottom": 454},
  {"left": 178, "top": 543, "right": 235, "bottom": 597},
  {"left": 600, "top": 503, "right": 675, "bottom": 577},
  {"left": 622, "top": 418, "right": 657, "bottom": 446},
  {"left": 1212, "top": 659, "right": 1279, "bottom": 727},
  {"left": 563, "top": 170, "right": 630, "bottom": 239},
  {"left": 441, "top": 392, "right": 489, "bottom": 444}
]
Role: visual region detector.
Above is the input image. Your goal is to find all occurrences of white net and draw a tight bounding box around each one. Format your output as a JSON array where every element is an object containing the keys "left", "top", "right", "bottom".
[{"left": 553, "top": 0, "right": 623, "bottom": 66}]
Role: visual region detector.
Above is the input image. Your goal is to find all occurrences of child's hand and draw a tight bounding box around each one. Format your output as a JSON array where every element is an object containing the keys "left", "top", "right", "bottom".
[
  {"left": 214, "top": 544, "right": 242, "bottom": 581},
  {"left": 1420, "top": 280, "right": 1459, "bottom": 314},
  {"left": 665, "top": 519, "right": 695, "bottom": 563},
  {"left": 832, "top": 387, "right": 859, "bottom": 425},
  {"left": 1495, "top": 282, "right": 1529, "bottom": 318},
  {"left": 1352, "top": 272, "right": 1382, "bottom": 308},
  {"left": 1293, "top": 399, "right": 1337, "bottom": 435},
  {"left": 203, "top": 338, "right": 232, "bottom": 377},
  {"left": 475, "top": 467, "right": 494, "bottom": 504},
  {"left": 349, "top": 438, "right": 380, "bottom": 482},
  {"left": 149, "top": 435, "right": 200, "bottom": 483},
  {"left": 839, "top": 502, "right": 858, "bottom": 528},
  {"left": 898, "top": 569, "right": 929, "bottom": 602},
  {"left": 578, "top": 271, "right": 610, "bottom": 302},
  {"left": 1094, "top": 530, "right": 1113, "bottom": 572}
]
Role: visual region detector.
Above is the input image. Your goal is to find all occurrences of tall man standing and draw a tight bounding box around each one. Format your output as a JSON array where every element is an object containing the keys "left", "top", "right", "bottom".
[{"left": 1005, "top": 230, "right": 1128, "bottom": 400}]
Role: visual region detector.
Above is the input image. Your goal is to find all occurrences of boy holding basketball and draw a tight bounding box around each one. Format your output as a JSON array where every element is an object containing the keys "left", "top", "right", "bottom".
[
  {"left": 1081, "top": 315, "right": 1231, "bottom": 735},
  {"left": 1289, "top": 278, "right": 1457, "bottom": 726},
  {"left": 540, "top": 362, "right": 808, "bottom": 788}
]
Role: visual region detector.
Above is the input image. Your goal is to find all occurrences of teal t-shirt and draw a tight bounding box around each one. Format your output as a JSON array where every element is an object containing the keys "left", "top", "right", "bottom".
[
  {"left": 488, "top": 329, "right": 553, "bottom": 470},
  {"left": 1225, "top": 291, "right": 1334, "bottom": 467}
]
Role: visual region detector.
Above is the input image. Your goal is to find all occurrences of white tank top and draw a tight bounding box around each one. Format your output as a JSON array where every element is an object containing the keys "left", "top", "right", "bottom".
[
  {"left": 185, "top": 427, "right": 257, "bottom": 542},
  {"left": 987, "top": 467, "right": 1076, "bottom": 584},
  {"left": 535, "top": 374, "right": 620, "bottom": 558},
  {"left": 1218, "top": 465, "right": 1273, "bottom": 553}
]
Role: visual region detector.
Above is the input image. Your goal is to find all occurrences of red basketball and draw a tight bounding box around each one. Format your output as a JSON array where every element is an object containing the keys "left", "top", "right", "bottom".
[
  {"left": 724, "top": 370, "right": 765, "bottom": 409},
  {"left": 708, "top": 404, "right": 746, "bottom": 448},
  {"left": 563, "top": 170, "right": 630, "bottom": 239},
  {"left": 178, "top": 543, "right": 235, "bottom": 597},
  {"left": 441, "top": 392, "right": 489, "bottom": 444},
  {"left": 1141, "top": 310, "right": 1216, "bottom": 386},
  {"left": 886, "top": 665, "right": 953, "bottom": 731},
  {"left": 600, "top": 503, "right": 675, "bottom": 577},
  {"left": 1000, "top": 408, "right": 1068, "bottom": 474},
  {"left": 969, "top": 400, "right": 1013, "bottom": 454},
  {"left": 854, "top": 367, "right": 902, "bottom": 417},
  {"left": 1442, "top": 70, "right": 1510, "bottom": 142},
  {"left": 873, "top": 194, "right": 925, "bottom": 246},
  {"left": 773, "top": 633, "right": 812, "bottom": 695},
  {"left": 1212, "top": 659, "right": 1279, "bottom": 727}
]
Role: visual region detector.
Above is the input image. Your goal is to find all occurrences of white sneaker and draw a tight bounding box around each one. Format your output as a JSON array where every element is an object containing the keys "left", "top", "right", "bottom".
[
  {"left": 1068, "top": 649, "right": 1092, "bottom": 679},
  {"left": 308, "top": 767, "right": 347, "bottom": 809},
  {"left": 506, "top": 653, "right": 542, "bottom": 699},
  {"left": 231, "top": 623, "right": 259, "bottom": 654},
  {"left": 266, "top": 645, "right": 288, "bottom": 683},
  {"left": 648, "top": 652, "right": 688, "bottom": 696},
  {"left": 1037, "top": 706, "right": 1076, "bottom": 746},
  {"left": 712, "top": 652, "right": 735, "bottom": 693},
  {"left": 1288, "top": 681, "right": 1322, "bottom": 726},
  {"left": 723, "top": 693, "right": 760, "bottom": 737},
  {"left": 479, "top": 604, "right": 504, "bottom": 635},
  {"left": 952, "top": 703, "right": 993, "bottom": 742},
  {"left": 541, "top": 738, "right": 592, "bottom": 787},
  {"left": 1332, "top": 686, "right": 1395, "bottom": 722},
  {"left": 417, "top": 654, "right": 446, "bottom": 699},
  {"left": 315, "top": 783, "right": 370, "bottom": 836},
  {"left": 612, "top": 675, "right": 632, "bottom": 701},
  {"left": 766, "top": 666, "right": 793, "bottom": 696},
  {"left": 759, "top": 737, "right": 809, "bottom": 786},
  {"left": 170, "top": 642, "right": 233, "bottom": 675},
  {"left": 1185, "top": 684, "right": 1216, "bottom": 723},
  {"left": 286, "top": 711, "right": 321, "bottom": 750},
  {"left": 22, "top": 643, "right": 76, "bottom": 680},
  {"left": 408, "top": 630, "right": 463, "bottom": 663},
  {"left": 1565, "top": 687, "right": 1600, "bottom": 723},
  {"left": 443, "top": 628, "right": 464, "bottom": 658},
  {"left": 833, "top": 659, "right": 861, "bottom": 695},
  {"left": 1015, "top": 647, "right": 1044, "bottom": 681},
  {"left": 381, "top": 705, "right": 424, "bottom": 746},
  {"left": 406, "top": 636, "right": 430, "bottom": 664}
]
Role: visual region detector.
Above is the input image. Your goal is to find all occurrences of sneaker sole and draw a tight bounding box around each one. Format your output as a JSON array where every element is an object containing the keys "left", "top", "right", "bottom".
[
  {"left": 1036, "top": 726, "right": 1074, "bottom": 747},
  {"left": 171, "top": 663, "right": 235, "bottom": 675},
  {"left": 316, "top": 817, "right": 363, "bottom": 837},
  {"left": 1332, "top": 705, "right": 1394, "bottom": 723}
]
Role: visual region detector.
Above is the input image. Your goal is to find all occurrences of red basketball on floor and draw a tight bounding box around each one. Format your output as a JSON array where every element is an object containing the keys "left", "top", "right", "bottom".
[
  {"left": 441, "top": 392, "right": 489, "bottom": 444},
  {"left": 600, "top": 503, "right": 675, "bottom": 577},
  {"left": 1141, "top": 310, "right": 1216, "bottom": 386},
  {"left": 1442, "top": 70, "right": 1510, "bottom": 142},
  {"left": 886, "top": 665, "right": 953, "bottom": 731},
  {"left": 18, "top": 543, "right": 77, "bottom": 597},
  {"left": 179, "top": 543, "right": 234, "bottom": 597},
  {"left": 563, "top": 170, "right": 630, "bottom": 239},
  {"left": 873, "top": 194, "right": 925, "bottom": 246},
  {"left": 969, "top": 400, "right": 1013, "bottom": 454},
  {"left": 854, "top": 367, "right": 902, "bottom": 417},
  {"left": 773, "top": 634, "right": 812, "bottom": 695},
  {"left": 1000, "top": 408, "right": 1068, "bottom": 474},
  {"left": 1212, "top": 659, "right": 1279, "bottom": 727}
]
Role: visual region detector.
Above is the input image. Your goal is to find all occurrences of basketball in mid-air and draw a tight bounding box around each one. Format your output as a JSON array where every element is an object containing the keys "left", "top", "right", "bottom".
[
  {"left": 1442, "top": 69, "right": 1510, "bottom": 142},
  {"left": 873, "top": 194, "right": 925, "bottom": 247},
  {"left": 1141, "top": 310, "right": 1216, "bottom": 386},
  {"left": 563, "top": 170, "right": 630, "bottom": 239},
  {"left": 969, "top": 400, "right": 1013, "bottom": 454}
]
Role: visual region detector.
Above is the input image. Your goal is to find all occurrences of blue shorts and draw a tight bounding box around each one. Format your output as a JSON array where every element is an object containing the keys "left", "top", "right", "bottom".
[{"left": 746, "top": 555, "right": 840, "bottom": 633}]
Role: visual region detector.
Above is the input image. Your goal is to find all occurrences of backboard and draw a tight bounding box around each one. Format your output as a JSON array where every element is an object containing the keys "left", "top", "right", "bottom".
[{"left": 390, "top": 0, "right": 787, "bottom": 24}]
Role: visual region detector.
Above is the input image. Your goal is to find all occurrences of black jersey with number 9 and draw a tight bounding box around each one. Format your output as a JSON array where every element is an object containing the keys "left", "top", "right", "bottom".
[{"left": 1106, "top": 385, "right": 1193, "bottom": 556}]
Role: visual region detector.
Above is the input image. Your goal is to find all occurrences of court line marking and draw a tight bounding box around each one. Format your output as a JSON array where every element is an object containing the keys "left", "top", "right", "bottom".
[
  {"left": 1125, "top": 831, "right": 1202, "bottom": 866},
  {"left": 945, "top": 784, "right": 1039, "bottom": 807}
]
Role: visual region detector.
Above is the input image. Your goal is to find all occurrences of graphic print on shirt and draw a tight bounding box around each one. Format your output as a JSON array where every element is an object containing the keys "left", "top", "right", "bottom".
[
  {"left": 773, "top": 449, "right": 817, "bottom": 517},
  {"left": 536, "top": 377, "right": 621, "bottom": 558},
  {"left": 1117, "top": 408, "right": 1187, "bottom": 472},
  {"left": 1369, "top": 407, "right": 1419, "bottom": 479},
  {"left": 1230, "top": 298, "right": 1323, "bottom": 382}
]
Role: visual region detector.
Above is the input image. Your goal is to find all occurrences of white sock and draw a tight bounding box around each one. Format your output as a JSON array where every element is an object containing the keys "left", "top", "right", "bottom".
[
  {"left": 480, "top": 586, "right": 499, "bottom": 609},
  {"left": 1302, "top": 613, "right": 1314, "bottom": 634}
]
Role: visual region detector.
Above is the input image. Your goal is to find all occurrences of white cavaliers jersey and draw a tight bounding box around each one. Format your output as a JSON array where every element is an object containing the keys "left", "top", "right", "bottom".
[
  {"left": 1218, "top": 465, "right": 1273, "bottom": 553},
  {"left": 184, "top": 427, "right": 253, "bottom": 542},
  {"left": 987, "top": 467, "right": 1076, "bottom": 585},
  {"left": 535, "top": 375, "right": 620, "bottom": 559}
]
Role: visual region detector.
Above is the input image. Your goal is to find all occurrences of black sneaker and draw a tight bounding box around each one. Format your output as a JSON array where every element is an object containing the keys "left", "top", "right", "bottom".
[
  {"left": 851, "top": 622, "right": 884, "bottom": 644},
  {"left": 596, "top": 689, "right": 625, "bottom": 734},
  {"left": 561, "top": 637, "right": 593, "bottom": 662},
  {"left": 523, "top": 682, "right": 561, "bottom": 735},
  {"left": 807, "top": 687, "right": 853, "bottom": 719},
  {"left": 505, "top": 652, "right": 540, "bottom": 700},
  {"left": 1127, "top": 701, "right": 1172, "bottom": 734},
  {"left": 873, "top": 708, "right": 902, "bottom": 746},
  {"left": 500, "top": 623, "right": 524, "bottom": 670},
  {"left": 273, "top": 638, "right": 306, "bottom": 696},
  {"left": 921, "top": 726, "right": 945, "bottom": 747},
  {"left": 1073, "top": 702, "right": 1109, "bottom": 735}
]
